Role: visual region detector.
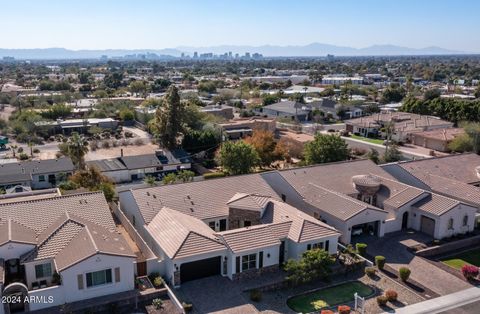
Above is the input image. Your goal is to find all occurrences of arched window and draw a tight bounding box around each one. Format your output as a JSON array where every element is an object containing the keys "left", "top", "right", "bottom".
[
  {"left": 463, "top": 215, "right": 468, "bottom": 227},
  {"left": 448, "top": 218, "right": 454, "bottom": 230}
]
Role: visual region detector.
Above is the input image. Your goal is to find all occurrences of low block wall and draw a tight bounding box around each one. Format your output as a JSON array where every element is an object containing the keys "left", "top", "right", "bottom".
[{"left": 416, "top": 234, "right": 480, "bottom": 257}]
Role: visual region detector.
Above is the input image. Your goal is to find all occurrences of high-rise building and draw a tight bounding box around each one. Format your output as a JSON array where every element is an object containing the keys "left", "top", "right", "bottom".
[{"left": 193, "top": 51, "right": 198, "bottom": 58}]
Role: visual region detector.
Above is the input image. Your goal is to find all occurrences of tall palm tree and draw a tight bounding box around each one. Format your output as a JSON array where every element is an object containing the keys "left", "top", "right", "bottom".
[{"left": 62, "top": 132, "right": 89, "bottom": 169}]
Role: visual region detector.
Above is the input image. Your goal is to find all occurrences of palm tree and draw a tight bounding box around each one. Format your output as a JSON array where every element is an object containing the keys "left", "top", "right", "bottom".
[{"left": 61, "top": 132, "right": 89, "bottom": 169}]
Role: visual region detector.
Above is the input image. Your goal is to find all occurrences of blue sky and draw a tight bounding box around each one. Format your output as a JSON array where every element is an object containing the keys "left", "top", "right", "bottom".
[{"left": 1, "top": 0, "right": 479, "bottom": 52}]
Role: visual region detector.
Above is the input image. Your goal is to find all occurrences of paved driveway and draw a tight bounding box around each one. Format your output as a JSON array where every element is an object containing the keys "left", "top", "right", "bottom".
[
  {"left": 176, "top": 276, "right": 258, "bottom": 314},
  {"left": 357, "top": 231, "right": 472, "bottom": 296}
]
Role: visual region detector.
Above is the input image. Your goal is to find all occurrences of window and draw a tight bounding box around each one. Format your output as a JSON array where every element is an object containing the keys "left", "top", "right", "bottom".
[
  {"left": 281, "top": 194, "right": 286, "bottom": 202},
  {"left": 325, "top": 240, "right": 330, "bottom": 251},
  {"left": 312, "top": 242, "right": 324, "bottom": 250},
  {"left": 259, "top": 251, "right": 264, "bottom": 268},
  {"left": 86, "top": 269, "right": 112, "bottom": 288},
  {"left": 38, "top": 175, "right": 46, "bottom": 182},
  {"left": 448, "top": 218, "right": 454, "bottom": 230},
  {"left": 241, "top": 254, "right": 257, "bottom": 272},
  {"left": 463, "top": 215, "right": 469, "bottom": 227},
  {"left": 209, "top": 221, "right": 216, "bottom": 230},
  {"left": 35, "top": 263, "right": 52, "bottom": 279},
  {"left": 244, "top": 220, "right": 251, "bottom": 227},
  {"left": 307, "top": 244, "right": 311, "bottom": 250}
]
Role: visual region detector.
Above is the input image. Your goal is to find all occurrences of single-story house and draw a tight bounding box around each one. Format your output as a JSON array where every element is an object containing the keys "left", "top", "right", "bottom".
[
  {"left": 410, "top": 128, "right": 465, "bottom": 152},
  {"left": 256, "top": 101, "right": 311, "bottom": 122},
  {"left": 87, "top": 149, "right": 192, "bottom": 183},
  {"left": 118, "top": 174, "right": 340, "bottom": 287},
  {"left": 0, "top": 158, "right": 74, "bottom": 190},
  {"left": 0, "top": 192, "right": 135, "bottom": 313}
]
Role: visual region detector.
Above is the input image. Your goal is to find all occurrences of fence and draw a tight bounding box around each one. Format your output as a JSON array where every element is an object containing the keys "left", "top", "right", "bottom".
[
  {"left": 111, "top": 202, "right": 156, "bottom": 261},
  {"left": 416, "top": 234, "right": 480, "bottom": 257}
]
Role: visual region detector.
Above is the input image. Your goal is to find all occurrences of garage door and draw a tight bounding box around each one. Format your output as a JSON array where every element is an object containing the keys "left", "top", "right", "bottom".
[
  {"left": 180, "top": 256, "right": 221, "bottom": 283},
  {"left": 420, "top": 216, "right": 435, "bottom": 236}
]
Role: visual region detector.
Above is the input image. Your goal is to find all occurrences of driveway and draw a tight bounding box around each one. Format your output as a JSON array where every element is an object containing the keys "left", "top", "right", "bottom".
[
  {"left": 176, "top": 276, "right": 258, "bottom": 314},
  {"left": 358, "top": 231, "right": 472, "bottom": 296}
]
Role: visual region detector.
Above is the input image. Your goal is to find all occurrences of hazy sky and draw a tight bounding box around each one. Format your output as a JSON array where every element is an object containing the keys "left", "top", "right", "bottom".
[{"left": 1, "top": 0, "right": 479, "bottom": 52}]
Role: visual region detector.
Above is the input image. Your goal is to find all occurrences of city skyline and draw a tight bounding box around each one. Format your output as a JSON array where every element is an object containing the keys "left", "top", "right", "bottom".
[{"left": 1, "top": 0, "right": 479, "bottom": 53}]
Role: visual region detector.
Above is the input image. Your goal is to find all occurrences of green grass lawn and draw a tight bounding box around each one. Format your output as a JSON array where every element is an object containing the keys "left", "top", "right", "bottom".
[
  {"left": 287, "top": 281, "right": 374, "bottom": 313},
  {"left": 350, "top": 134, "right": 385, "bottom": 145},
  {"left": 442, "top": 249, "right": 480, "bottom": 270}
]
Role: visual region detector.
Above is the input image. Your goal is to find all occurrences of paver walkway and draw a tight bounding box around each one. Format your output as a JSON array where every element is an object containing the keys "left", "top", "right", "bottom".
[{"left": 359, "top": 231, "right": 472, "bottom": 296}]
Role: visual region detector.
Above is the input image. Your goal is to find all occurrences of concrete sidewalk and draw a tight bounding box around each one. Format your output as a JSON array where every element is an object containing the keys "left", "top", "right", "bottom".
[{"left": 387, "top": 287, "right": 480, "bottom": 314}]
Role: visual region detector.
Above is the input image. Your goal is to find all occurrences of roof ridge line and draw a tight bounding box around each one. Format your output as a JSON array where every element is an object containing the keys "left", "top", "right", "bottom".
[{"left": 0, "top": 191, "right": 103, "bottom": 207}]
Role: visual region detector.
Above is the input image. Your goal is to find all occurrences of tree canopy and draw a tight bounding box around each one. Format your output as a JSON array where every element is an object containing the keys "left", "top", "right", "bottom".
[
  {"left": 154, "top": 85, "right": 186, "bottom": 149},
  {"left": 304, "top": 134, "right": 349, "bottom": 165},
  {"left": 216, "top": 141, "right": 259, "bottom": 175},
  {"left": 58, "top": 132, "right": 89, "bottom": 169},
  {"left": 244, "top": 129, "right": 286, "bottom": 166}
]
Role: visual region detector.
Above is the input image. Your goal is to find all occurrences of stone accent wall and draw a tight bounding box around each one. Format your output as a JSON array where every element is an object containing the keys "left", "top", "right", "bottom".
[
  {"left": 228, "top": 207, "right": 261, "bottom": 229},
  {"left": 232, "top": 264, "right": 279, "bottom": 281}
]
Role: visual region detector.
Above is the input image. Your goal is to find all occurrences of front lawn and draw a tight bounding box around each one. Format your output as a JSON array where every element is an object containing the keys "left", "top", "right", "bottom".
[
  {"left": 350, "top": 134, "right": 384, "bottom": 145},
  {"left": 442, "top": 249, "right": 480, "bottom": 270},
  {"left": 287, "top": 281, "right": 374, "bottom": 313}
]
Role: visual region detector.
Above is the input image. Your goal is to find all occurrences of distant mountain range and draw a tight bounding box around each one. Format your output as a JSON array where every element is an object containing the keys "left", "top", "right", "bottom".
[{"left": 0, "top": 43, "right": 469, "bottom": 60}]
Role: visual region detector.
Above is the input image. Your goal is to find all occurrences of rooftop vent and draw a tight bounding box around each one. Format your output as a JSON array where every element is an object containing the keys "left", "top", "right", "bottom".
[{"left": 476, "top": 166, "right": 480, "bottom": 179}]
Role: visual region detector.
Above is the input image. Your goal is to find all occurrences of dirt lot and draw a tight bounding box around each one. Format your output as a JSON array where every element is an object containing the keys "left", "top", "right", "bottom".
[{"left": 86, "top": 142, "right": 158, "bottom": 161}]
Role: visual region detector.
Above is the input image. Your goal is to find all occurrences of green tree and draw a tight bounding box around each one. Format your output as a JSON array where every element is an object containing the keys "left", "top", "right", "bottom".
[
  {"left": 448, "top": 134, "right": 473, "bottom": 153},
  {"left": 367, "top": 148, "right": 380, "bottom": 164},
  {"left": 59, "top": 132, "right": 89, "bottom": 169},
  {"left": 216, "top": 141, "right": 259, "bottom": 175},
  {"left": 262, "top": 94, "right": 280, "bottom": 106},
  {"left": 129, "top": 80, "right": 147, "bottom": 96},
  {"left": 177, "top": 170, "right": 195, "bottom": 182},
  {"left": 162, "top": 173, "right": 178, "bottom": 185},
  {"left": 304, "top": 134, "right": 349, "bottom": 165},
  {"left": 69, "top": 167, "right": 115, "bottom": 201},
  {"left": 154, "top": 85, "right": 186, "bottom": 149},
  {"left": 144, "top": 175, "right": 157, "bottom": 186},
  {"left": 284, "top": 249, "right": 334, "bottom": 286},
  {"left": 40, "top": 103, "right": 72, "bottom": 120},
  {"left": 383, "top": 145, "right": 402, "bottom": 163},
  {"left": 119, "top": 108, "right": 135, "bottom": 121},
  {"left": 182, "top": 129, "right": 221, "bottom": 155}
]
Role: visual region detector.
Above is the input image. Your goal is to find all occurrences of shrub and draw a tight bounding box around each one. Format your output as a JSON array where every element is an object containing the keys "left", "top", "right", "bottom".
[
  {"left": 365, "top": 266, "right": 376, "bottom": 277},
  {"left": 338, "top": 305, "right": 351, "bottom": 314},
  {"left": 101, "top": 140, "right": 111, "bottom": 149},
  {"left": 376, "top": 295, "right": 388, "bottom": 306},
  {"left": 17, "top": 147, "right": 24, "bottom": 153},
  {"left": 461, "top": 265, "right": 479, "bottom": 280},
  {"left": 399, "top": 267, "right": 411, "bottom": 282},
  {"left": 152, "top": 298, "right": 163, "bottom": 309},
  {"left": 203, "top": 172, "right": 226, "bottom": 179},
  {"left": 148, "top": 272, "right": 160, "bottom": 282},
  {"left": 320, "top": 311, "right": 334, "bottom": 314},
  {"left": 18, "top": 153, "right": 29, "bottom": 160},
  {"left": 182, "top": 302, "right": 193, "bottom": 312},
  {"left": 249, "top": 289, "right": 262, "bottom": 302},
  {"left": 153, "top": 276, "right": 164, "bottom": 288},
  {"left": 33, "top": 148, "right": 40, "bottom": 153},
  {"left": 385, "top": 289, "right": 398, "bottom": 302},
  {"left": 375, "top": 256, "right": 386, "bottom": 270},
  {"left": 356, "top": 243, "right": 367, "bottom": 256}
]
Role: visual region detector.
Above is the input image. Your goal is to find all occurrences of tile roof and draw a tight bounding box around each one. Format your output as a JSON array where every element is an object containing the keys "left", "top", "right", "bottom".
[
  {"left": 217, "top": 224, "right": 281, "bottom": 253},
  {"left": 398, "top": 153, "right": 480, "bottom": 184},
  {"left": 261, "top": 201, "right": 340, "bottom": 242},
  {"left": 0, "top": 192, "right": 135, "bottom": 271},
  {"left": 145, "top": 207, "right": 226, "bottom": 259},
  {"left": 301, "top": 183, "right": 387, "bottom": 221},
  {"left": 413, "top": 193, "right": 461, "bottom": 216},
  {"left": 129, "top": 173, "right": 280, "bottom": 222},
  {"left": 227, "top": 193, "right": 271, "bottom": 211},
  {"left": 0, "top": 219, "right": 37, "bottom": 246},
  {"left": 416, "top": 174, "right": 480, "bottom": 208},
  {"left": 276, "top": 159, "right": 397, "bottom": 196}
]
